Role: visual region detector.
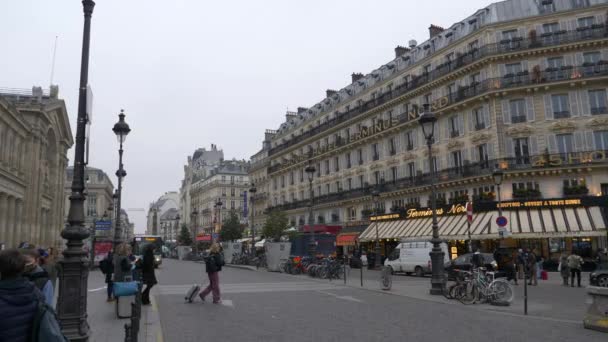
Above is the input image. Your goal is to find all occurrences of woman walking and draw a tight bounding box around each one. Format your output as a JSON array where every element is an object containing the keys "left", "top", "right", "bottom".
[
  {"left": 114, "top": 243, "right": 132, "bottom": 282},
  {"left": 559, "top": 252, "right": 570, "bottom": 286},
  {"left": 141, "top": 245, "right": 158, "bottom": 305},
  {"left": 199, "top": 243, "right": 224, "bottom": 304}
]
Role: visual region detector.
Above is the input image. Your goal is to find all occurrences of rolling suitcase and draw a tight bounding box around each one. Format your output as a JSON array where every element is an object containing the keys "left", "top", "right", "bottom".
[
  {"left": 185, "top": 284, "right": 201, "bottom": 303},
  {"left": 116, "top": 295, "right": 135, "bottom": 318}
]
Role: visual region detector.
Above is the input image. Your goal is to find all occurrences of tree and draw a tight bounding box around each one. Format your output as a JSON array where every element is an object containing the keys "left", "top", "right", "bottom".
[
  {"left": 220, "top": 210, "right": 243, "bottom": 242},
  {"left": 178, "top": 224, "right": 192, "bottom": 246},
  {"left": 262, "top": 210, "right": 289, "bottom": 242}
]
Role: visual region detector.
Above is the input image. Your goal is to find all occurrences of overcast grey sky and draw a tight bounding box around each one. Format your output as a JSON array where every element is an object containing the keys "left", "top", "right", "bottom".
[{"left": 3, "top": 0, "right": 491, "bottom": 233}]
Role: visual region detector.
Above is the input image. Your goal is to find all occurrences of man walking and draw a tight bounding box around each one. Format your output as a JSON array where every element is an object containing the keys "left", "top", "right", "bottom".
[
  {"left": 527, "top": 249, "right": 538, "bottom": 286},
  {"left": 567, "top": 252, "right": 584, "bottom": 287}
]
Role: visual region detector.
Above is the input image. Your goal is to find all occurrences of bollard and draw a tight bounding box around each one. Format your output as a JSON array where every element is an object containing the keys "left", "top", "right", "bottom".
[
  {"left": 124, "top": 323, "right": 132, "bottom": 342},
  {"left": 360, "top": 262, "right": 363, "bottom": 287},
  {"left": 584, "top": 286, "right": 608, "bottom": 333}
]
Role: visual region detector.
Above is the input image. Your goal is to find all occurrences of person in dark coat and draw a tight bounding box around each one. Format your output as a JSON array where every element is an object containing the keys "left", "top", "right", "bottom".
[
  {"left": 199, "top": 243, "right": 224, "bottom": 304},
  {"left": 0, "top": 249, "right": 44, "bottom": 342},
  {"left": 141, "top": 245, "right": 157, "bottom": 305},
  {"left": 100, "top": 251, "right": 115, "bottom": 302}
]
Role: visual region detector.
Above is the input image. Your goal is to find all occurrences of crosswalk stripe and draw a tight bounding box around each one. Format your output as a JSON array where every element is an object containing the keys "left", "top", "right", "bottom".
[{"left": 156, "top": 282, "right": 345, "bottom": 295}]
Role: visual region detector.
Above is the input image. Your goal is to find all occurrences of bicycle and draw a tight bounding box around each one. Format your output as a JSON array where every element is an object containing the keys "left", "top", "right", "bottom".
[
  {"left": 380, "top": 266, "right": 392, "bottom": 290},
  {"left": 459, "top": 267, "right": 514, "bottom": 305},
  {"left": 442, "top": 270, "right": 472, "bottom": 300}
]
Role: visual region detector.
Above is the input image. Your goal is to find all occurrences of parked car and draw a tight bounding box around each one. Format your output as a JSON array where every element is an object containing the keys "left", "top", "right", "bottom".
[
  {"left": 444, "top": 253, "right": 499, "bottom": 280},
  {"left": 590, "top": 269, "right": 608, "bottom": 287},
  {"left": 384, "top": 241, "right": 450, "bottom": 276}
]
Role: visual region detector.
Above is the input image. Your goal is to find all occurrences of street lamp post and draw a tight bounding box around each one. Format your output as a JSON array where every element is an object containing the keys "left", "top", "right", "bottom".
[
  {"left": 305, "top": 157, "right": 316, "bottom": 259},
  {"left": 191, "top": 209, "right": 198, "bottom": 255},
  {"left": 249, "top": 185, "right": 257, "bottom": 255},
  {"left": 493, "top": 169, "right": 504, "bottom": 238},
  {"left": 418, "top": 104, "right": 446, "bottom": 295},
  {"left": 112, "top": 110, "right": 131, "bottom": 249},
  {"left": 57, "top": 1, "right": 95, "bottom": 339},
  {"left": 215, "top": 199, "right": 223, "bottom": 243},
  {"left": 372, "top": 190, "right": 382, "bottom": 268}
]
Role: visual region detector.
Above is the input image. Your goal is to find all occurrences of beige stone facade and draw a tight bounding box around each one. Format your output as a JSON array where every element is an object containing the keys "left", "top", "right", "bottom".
[
  {"left": 0, "top": 86, "right": 73, "bottom": 249},
  {"left": 248, "top": 130, "right": 275, "bottom": 234}
]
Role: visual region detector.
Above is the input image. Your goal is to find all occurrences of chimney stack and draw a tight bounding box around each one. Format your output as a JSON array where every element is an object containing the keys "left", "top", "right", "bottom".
[
  {"left": 297, "top": 107, "right": 308, "bottom": 114},
  {"left": 326, "top": 89, "right": 337, "bottom": 97},
  {"left": 408, "top": 40, "right": 417, "bottom": 48},
  {"left": 394, "top": 45, "right": 410, "bottom": 58},
  {"left": 351, "top": 73, "right": 364, "bottom": 83},
  {"left": 429, "top": 24, "right": 445, "bottom": 39}
]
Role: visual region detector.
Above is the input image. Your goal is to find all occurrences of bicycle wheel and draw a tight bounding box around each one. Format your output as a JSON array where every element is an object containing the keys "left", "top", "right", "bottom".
[
  {"left": 450, "top": 284, "right": 466, "bottom": 300},
  {"left": 489, "top": 279, "right": 514, "bottom": 304},
  {"left": 443, "top": 283, "right": 454, "bottom": 299},
  {"left": 458, "top": 283, "right": 478, "bottom": 305},
  {"left": 278, "top": 261, "right": 286, "bottom": 273}
]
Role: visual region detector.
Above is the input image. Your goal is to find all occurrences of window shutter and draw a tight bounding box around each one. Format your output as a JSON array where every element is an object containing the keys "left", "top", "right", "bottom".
[
  {"left": 584, "top": 131, "right": 595, "bottom": 150},
  {"left": 574, "top": 132, "right": 585, "bottom": 152},
  {"left": 458, "top": 114, "right": 464, "bottom": 136},
  {"left": 484, "top": 105, "right": 492, "bottom": 128},
  {"left": 569, "top": 91, "right": 579, "bottom": 117},
  {"left": 530, "top": 136, "right": 539, "bottom": 155},
  {"left": 487, "top": 143, "right": 496, "bottom": 161},
  {"left": 526, "top": 97, "right": 535, "bottom": 122},
  {"left": 502, "top": 100, "right": 511, "bottom": 124},
  {"left": 544, "top": 94, "right": 553, "bottom": 120},
  {"left": 574, "top": 53, "right": 584, "bottom": 66},
  {"left": 580, "top": 91, "right": 591, "bottom": 116},
  {"left": 504, "top": 137, "right": 514, "bottom": 157},
  {"left": 547, "top": 134, "right": 557, "bottom": 153}
]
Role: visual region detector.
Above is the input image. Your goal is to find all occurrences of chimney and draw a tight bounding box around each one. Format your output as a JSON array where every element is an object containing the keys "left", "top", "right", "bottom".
[
  {"left": 351, "top": 73, "right": 364, "bottom": 83},
  {"left": 408, "top": 40, "right": 417, "bottom": 48},
  {"left": 326, "top": 89, "right": 337, "bottom": 98},
  {"left": 429, "top": 24, "right": 445, "bottom": 39},
  {"left": 297, "top": 107, "right": 308, "bottom": 114},
  {"left": 394, "top": 45, "right": 410, "bottom": 58},
  {"left": 285, "top": 110, "right": 297, "bottom": 121}
]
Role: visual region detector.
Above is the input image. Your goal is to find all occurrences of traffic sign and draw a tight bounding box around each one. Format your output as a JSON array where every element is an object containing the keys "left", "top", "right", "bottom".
[
  {"left": 496, "top": 216, "right": 508, "bottom": 227},
  {"left": 95, "top": 220, "right": 112, "bottom": 231}
]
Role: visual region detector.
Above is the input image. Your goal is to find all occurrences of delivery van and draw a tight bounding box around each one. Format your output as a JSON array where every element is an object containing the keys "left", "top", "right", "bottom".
[{"left": 384, "top": 240, "right": 450, "bottom": 276}]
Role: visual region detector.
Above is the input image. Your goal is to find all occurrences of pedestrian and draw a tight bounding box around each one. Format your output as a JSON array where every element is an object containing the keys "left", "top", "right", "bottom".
[
  {"left": 527, "top": 249, "right": 538, "bottom": 286},
  {"left": 567, "top": 252, "right": 584, "bottom": 287},
  {"left": 559, "top": 252, "right": 570, "bottom": 286},
  {"left": 43, "top": 247, "right": 59, "bottom": 291},
  {"left": 113, "top": 243, "right": 133, "bottom": 282},
  {"left": 596, "top": 248, "right": 608, "bottom": 270},
  {"left": 516, "top": 249, "right": 525, "bottom": 280},
  {"left": 99, "top": 251, "right": 115, "bottom": 302},
  {"left": 535, "top": 252, "right": 544, "bottom": 280},
  {"left": 0, "top": 249, "right": 67, "bottom": 342},
  {"left": 21, "top": 248, "right": 54, "bottom": 307},
  {"left": 141, "top": 245, "right": 157, "bottom": 305},
  {"left": 199, "top": 243, "right": 224, "bottom": 304}
]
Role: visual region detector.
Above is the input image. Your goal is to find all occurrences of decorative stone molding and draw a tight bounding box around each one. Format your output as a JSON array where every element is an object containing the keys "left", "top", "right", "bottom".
[
  {"left": 401, "top": 152, "right": 417, "bottom": 161},
  {"left": 385, "top": 158, "right": 400, "bottom": 166},
  {"left": 506, "top": 125, "right": 534, "bottom": 137},
  {"left": 549, "top": 120, "right": 576, "bottom": 133},
  {"left": 422, "top": 146, "right": 440, "bottom": 157},
  {"left": 586, "top": 117, "right": 608, "bottom": 130},
  {"left": 369, "top": 162, "right": 383, "bottom": 171},
  {"left": 355, "top": 167, "right": 366, "bottom": 175},
  {"left": 343, "top": 170, "right": 353, "bottom": 177},
  {"left": 470, "top": 133, "right": 492, "bottom": 144},
  {"left": 447, "top": 139, "right": 465, "bottom": 151}
]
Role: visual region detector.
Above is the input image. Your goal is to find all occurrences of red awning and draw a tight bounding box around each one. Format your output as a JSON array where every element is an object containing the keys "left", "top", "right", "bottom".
[
  {"left": 336, "top": 233, "right": 358, "bottom": 246},
  {"left": 196, "top": 234, "right": 212, "bottom": 242},
  {"left": 301, "top": 225, "right": 342, "bottom": 234}
]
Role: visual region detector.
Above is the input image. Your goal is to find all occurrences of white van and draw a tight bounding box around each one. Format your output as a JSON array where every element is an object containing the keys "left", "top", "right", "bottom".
[{"left": 384, "top": 240, "right": 450, "bottom": 276}]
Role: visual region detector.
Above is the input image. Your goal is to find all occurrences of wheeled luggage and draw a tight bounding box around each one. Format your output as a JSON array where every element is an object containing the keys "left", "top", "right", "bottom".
[
  {"left": 185, "top": 284, "right": 201, "bottom": 303},
  {"left": 116, "top": 295, "right": 135, "bottom": 318}
]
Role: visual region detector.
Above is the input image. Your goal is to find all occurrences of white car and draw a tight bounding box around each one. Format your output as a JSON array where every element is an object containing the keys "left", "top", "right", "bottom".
[
  {"left": 384, "top": 240, "right": 449, "bottom": 276},
  {"left": 360, "top": 254, "right": 368, "bottom": 266}
]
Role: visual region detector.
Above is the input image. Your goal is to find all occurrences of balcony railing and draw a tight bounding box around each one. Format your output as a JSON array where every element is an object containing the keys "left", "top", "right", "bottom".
[
  {"left": 553, "top": 111, "right": 571, "bottom": 119},
  {"left": 266, "top": 150, "right": 608, "bottom": 212},
  {"left": 268, "top": 26, "right": 608, "bottom": 157},
  {"left": 511, "top": 115, "right": 527, "bottom": 123}
]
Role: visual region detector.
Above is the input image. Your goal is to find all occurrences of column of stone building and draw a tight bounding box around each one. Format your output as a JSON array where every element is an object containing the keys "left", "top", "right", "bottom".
[
  {"left": 0, "top": 193, "right": 7, "bottom": 245},
  {"left": 14, "top": 199, "right": 23, "bottom": 247},
  {"left": 6, "top": 196, "right": 15, "bottom": 248}
]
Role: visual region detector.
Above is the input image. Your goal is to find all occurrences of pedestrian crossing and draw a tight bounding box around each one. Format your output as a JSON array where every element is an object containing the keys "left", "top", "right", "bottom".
[{"left": 156, "top": 281, "right": 346, "bottom": 296}]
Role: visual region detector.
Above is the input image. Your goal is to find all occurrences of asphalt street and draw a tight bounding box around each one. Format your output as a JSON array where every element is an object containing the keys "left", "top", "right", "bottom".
[{"left": 151, "top": 259, "right": 604, "bottom": 342}]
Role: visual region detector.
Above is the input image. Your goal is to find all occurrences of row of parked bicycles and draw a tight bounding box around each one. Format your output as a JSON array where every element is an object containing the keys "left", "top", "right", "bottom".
[
  {"left": 231, "top": 252, "right": 267, "bottom": 269},
  {"left": 279, "top": 256, "right": 350, "bottom": 280},
  {"left": 443, "top": 267, "right": 514, "bottom": 306}
]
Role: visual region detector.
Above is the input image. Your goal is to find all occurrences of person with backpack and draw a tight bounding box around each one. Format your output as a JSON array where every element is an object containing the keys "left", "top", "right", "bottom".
[
  {"left": 199, "top": 243, "right": 224, "bottom": 304},
  {"left": 567, "top": 252, "right": 584, "bottom": 287},
  {"left": 141, "top": 245, "right": 157, "bottom": 305},
  {"left": 21, "top": 248, "right": 54, "bottom": 307},
  {"left": 0, "top": 249, "right": 67, "bottom": 342},
  {"left": 99, "top": 251, "right": 115, "bottom": 302},
  {"left": 113, "top": 243, "right": 133, "bottom": 283}
]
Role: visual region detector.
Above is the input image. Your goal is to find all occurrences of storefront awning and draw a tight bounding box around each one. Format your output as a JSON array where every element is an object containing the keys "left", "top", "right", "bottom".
[
  {"left": 336, "top": 233, "right": 359, "bottom": 246},
  {"left": 359, "top": 207, "right": 607, "bottom": 242}
]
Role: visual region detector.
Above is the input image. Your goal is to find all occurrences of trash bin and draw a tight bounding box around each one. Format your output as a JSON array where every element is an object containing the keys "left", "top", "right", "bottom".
[{"left": 583, "top": 286, "right": 608, "bottom": 333}]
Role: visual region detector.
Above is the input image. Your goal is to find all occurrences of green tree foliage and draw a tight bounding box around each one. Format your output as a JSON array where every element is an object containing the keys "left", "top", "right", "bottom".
[
  {"left": 262, "top": 211, "right": 289, "bottom": 242},
  {"left": 220, "top": 210, "right": 243, "bottom": 242},
  {"left": 178, "top": 224, "right": 193, "bottom": 246}
]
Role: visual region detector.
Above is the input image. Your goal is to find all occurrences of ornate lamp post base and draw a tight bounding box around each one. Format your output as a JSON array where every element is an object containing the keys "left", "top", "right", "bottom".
[{"left": 429, "top": 238, "right": 446, "bottom": 295}]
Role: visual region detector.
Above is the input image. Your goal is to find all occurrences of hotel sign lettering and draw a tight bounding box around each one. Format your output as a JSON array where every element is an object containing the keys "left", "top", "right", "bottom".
[
  {"left": 532, "top": 151, "right": 607, "bottom": 167},
  {"left": 405, "top": 204, "right": 467, "bottom": 219}
]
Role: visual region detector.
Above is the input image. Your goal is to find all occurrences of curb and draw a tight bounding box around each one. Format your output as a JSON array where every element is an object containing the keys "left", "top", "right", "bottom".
[{"left": 224, "top": 264, "right": 258, "bottom": 271}]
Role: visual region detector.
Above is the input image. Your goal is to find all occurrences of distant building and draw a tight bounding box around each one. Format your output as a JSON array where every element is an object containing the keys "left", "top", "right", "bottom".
[
  {"left": 147, "top": 192, "right": 179, "bottom": 235},
  {"left": 160, "top": 207, "right": 180, "bottom": 242},
  {"left": 248, "top": 130, "right": 275, "bottom": 236},
  {"left": 0, "top": 86, "right": 73, "bottom": 250}
]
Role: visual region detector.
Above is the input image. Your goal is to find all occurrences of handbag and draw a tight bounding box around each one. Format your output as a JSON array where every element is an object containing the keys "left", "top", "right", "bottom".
[{"left": 113, "top": 281, "right": 139, "bottom": 297}]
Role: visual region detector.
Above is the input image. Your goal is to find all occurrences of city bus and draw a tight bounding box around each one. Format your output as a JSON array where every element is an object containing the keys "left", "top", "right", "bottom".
[{"left": 132, "top": 235, "right": 164, "bottom": 268}]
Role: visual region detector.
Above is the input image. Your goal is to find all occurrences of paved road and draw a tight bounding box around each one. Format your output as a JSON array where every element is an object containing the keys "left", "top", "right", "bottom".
[{"left": 153, "top": 259, "right": 604, "bottom": 342}]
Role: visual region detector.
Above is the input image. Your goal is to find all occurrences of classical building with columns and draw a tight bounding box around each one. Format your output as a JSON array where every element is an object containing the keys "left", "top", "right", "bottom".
[
  {"left": 264, "top": 0, "right": 608, "bottom": 263},
  {"left": 0, "top": 86, "right": 73, "bottom": 250}
]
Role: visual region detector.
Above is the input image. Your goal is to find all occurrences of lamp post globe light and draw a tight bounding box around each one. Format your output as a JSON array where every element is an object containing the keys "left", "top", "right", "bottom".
[
  {"left": 112, "top": 110, "right": 130, "bottom": 249},
  {"left": 418, "top": 104, "right": 446, "bottom": 295},
  {"left": 56, "top": 1, "right": 95, "bottom": 339},
  {"left": 372, "top": 190, "right": 382, "bottom": 268},
  {"left": 305, "top": 157, "right": 316, "bottom": 259},
  {"left": 249, "top": 184, "right": 257, "bottom": 255}
]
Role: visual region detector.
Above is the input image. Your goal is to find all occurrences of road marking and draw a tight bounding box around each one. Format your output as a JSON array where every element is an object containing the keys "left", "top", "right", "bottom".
[
  {"left": 220, "top": 299, "right": 234, "bottom": 308},
  {"left": 156, "top": 282, "right": 345, "bottom": 295},
  {"left": 317, "top": 290, "right": 363, "bottom": 303},
  {"left": 88, "top": 286, "right": 106, "bottom": 292}
]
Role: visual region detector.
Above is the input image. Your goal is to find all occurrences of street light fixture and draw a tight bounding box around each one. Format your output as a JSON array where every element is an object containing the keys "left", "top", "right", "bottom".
[
  {"left": 418, "top": 104, "right": 446, "bottom": 295},
  {"left": 305, "top": 155, "right": 316, "bottom": 259},
  {"left": 372, "top": 190, "right": 382, "bottom": 268},
  {"left": 249, "top": 184, "right": 257, "bottom": 255},
  {"left": 191, "top": 209, "right": 198, "bottom": 255},
  {"left": 57, "top": 1, "right": 95, "bottom": 339},
  {"left": 112, "top": 110, "right": 130, "bottom": 249},
  {"left": 493, "top": 168, "right": 505, "bottom": 238}
]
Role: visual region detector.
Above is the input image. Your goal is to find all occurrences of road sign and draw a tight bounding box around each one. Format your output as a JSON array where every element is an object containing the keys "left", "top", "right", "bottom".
[
  {"left": 496, "top": 216, "right": 508, "bottom": 227},
  {"left": 95, "top": 220, "right": 112, "bottom": 230}
]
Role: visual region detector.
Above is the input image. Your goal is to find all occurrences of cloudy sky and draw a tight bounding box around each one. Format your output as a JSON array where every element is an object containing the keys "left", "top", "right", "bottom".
[{"left": 3, "top": 0, "right": 490, "bottom": 232}]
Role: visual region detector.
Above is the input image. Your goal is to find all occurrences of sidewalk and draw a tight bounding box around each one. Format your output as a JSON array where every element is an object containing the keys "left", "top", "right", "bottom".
[{"left": 87, "top": 269, "right": 163, "bottom": 342}]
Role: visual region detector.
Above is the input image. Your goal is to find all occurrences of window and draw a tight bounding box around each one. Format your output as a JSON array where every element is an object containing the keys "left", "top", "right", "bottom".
[
  {"left": 345, "top": 128, "right": 351, "bottom": 141},
  {"left": 445, "top": 52, "right": 455, "bottom": 63},
  {"left": 509, "top": 99, "right": 526, "bottom": 123},
  {"left": 230, "top": 176, "right": 235, "bottom": 184},
  {"left": 346, "top": 153, "right": 352, "bottom": 169},
  {"left": 571, "top": 0, "right": 589, "bottom": 8},
  {"left": 423, "top": 64, "right": 431, "bottom": 75},
  {"left": 86, "top": 194, "right": 97, "bottom": 218},
  {"left": 477, "top": 144, "right": 489, "bottom": 168},
  {"left": 230, "top": 200, "right": 235, "bottom": 209},
  {"left": 551, "top": 94, "right": 570, "bottom": 118},
  {"left": 325, "top": 160, "right": 330, "bottom": 175},
  {"left": 300, "top": 169, "right": 304, "bottom": 182},
  {"left": 505, "top": 63, "right": 522, "bottom": 76},
  {"left": 347, "top": 178, "right": 352, "bottom": 190},
  {"left": 407, "top": 162, "right": 416, "bottom": 179},
  {"left": 540, "top": 0, "right": 555, "bottom": 13},
  {"left": 316, "top": 163, "right": 321, "bottom": 177},
  {"left": 583, "top": 52, "right": 601, "bottom": 65},
  {"left": 281, "top": 175, "right": 285, "bottom": 188},
  {"left": 389, "top": 138, "right": 396, "bottom": 155},
  {"left": 547, "top": 57, "right": 564, "bottom": 69},
  {"left": 358, "top": 175, "right": 365, "bottom": 188},
  {"left": 290, "top": 171, "right": 294, "bottom": 185},
  {"left": 374, "top": 171, "right": 381, "bottom": 185},
  {"left": 556, "top": 134, "right": 574, "bottom": 153},
  {"left": 358, "top": 149, "right": 364, "bottom": 165},
  {"left": 468, "top": 40, "right": 479, "bottom": 52},
  {"left": 446, "top": 83, "right": 456, "bottom": 95},
  {"left": 273, "top": 178, "right": 277, "bottom": 190},
  {"left": 372, "top": 143, "right": 379, "bottom": 161},
  {"left": 450, "top": 150, "right": 463, "bottom": 169},
  {"left": 542, "top": 22, "right": 559, "bottom": 34},
  {"left": 501, "top": 29, "right": 518, "bottom": 41},
  {"left": 593, "top": 130, "right": 608, "bottom": 149},
  {"left": 326, "top": 184, "right": 330, "bottom": 194},
  {"left": 231, "top": 188, "right": 235, "bottom": 197},
  {"left": 473, "top": 107, "right": 486, "bottom": 130},
  {"left": 317, "top": 186, "right": 321, "bottom": 196},
  {"left": 405, "top": 131, "right": 415, "bottom": 150},
  {"left": 577, "top": 16, "right": 595, "bottom": 28},
  {"left": 589, "top": 90, "right": 608, "bottom": 115},
  {"left": 390, "top": 166, "right": 398, "bottom": 182},
  {"left": 336, "top": 181, "right": 341, "bottom": 192},
  {"left": 334, "top": 157, "right": 339, "bottom": 172},
  {"left": 514, "top": 137, "right": 530, "bottom": 164},
  {"left": 449, "top": 116, "right": 460, "bottom": 137},
  {"left": 222, "top": 187, "right": 227, "bottom": 196}
]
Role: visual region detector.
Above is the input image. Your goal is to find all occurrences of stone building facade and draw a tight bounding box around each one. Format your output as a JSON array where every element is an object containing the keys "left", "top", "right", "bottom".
[
  {"left": 147, "top": 192, "right": 179, "bottom": 235},
  {"left": 248, "top": 130, "right": 275, "bottom": 235},
  {"left": 264, "top": 0, "right": 608, "bottom": 261},
  {"left": 0, "top": 86, "right": 73, "bottom": 249},
  {"left": 64, "top": 166, "right": 114, "bottom": 230}
]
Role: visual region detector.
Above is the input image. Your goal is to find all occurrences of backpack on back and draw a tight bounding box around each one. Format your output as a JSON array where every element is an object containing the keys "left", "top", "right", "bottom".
[{"left": 30, "top": 301, "right": 68, "bottom": 342}]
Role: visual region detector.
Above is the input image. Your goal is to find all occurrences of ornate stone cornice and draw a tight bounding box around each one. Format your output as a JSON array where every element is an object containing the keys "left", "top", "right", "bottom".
[
  {"left": 447, "top": 139, "right": 465, "bottom": 151},
  {"left": 549, "top": 120, "right": 576, "bottom": 133},
  {"left": 470, "top": 132, "right": 492, "bottom": 144},
  {"left": 369, "top": 162, "right": 383, "bottom": 171},
  {"left": 506, "top": 125, "right": 534, "bottom": 137},
  {"left": 385, "top": 158, "right": 400, "bottom": 166},
  {"left": 586, "top": 117, "right": 608, "bottom": 130},
  {"left": 422, "top": 146, "right": 440, "bottom": 157},
  {"left": 401, "top": 152, "right": 417, "bottom": 161}
]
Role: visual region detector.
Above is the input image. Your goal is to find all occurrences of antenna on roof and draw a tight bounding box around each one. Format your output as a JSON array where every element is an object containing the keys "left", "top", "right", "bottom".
[{"left": 50, "top": 36, "right": 59, "bottom": 86}]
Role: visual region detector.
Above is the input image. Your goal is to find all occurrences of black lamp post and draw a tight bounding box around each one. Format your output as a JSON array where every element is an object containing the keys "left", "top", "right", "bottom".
[
  {"left": 305, "top": 156, "right": 316, "bottom": 259},
  {"left": 57, "top": 1, "right": 95, "bottom": 340},
  {"left": 418, "top": 104, "right": 446, "bottom": 295},
  {"left": 215, "top": 199, "right": 223, "bottom": 242},
  {"left": 372, "top": 190, "right": 382, "bottom": 268},
  {"left": 249, "top": 184, "right": 257, "bottom": 255},
  {"left": 191, "top": 209, "right": 198, "bottom": 255},
  {"left": 112, "top": 110, "right": 130, "bottom": 248},
  {"left": 493, "top": 169, "right": 505, "bottom": 238}
]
